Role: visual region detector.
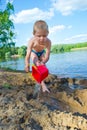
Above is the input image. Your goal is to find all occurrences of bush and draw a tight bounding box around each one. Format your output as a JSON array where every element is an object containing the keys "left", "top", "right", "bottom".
[{"left": 5, "top": 52, "right": 11, "bottom": 58}]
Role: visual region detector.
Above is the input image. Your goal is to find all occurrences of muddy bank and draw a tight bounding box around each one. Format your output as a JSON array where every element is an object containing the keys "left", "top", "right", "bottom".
[{"left": 0, "top": 70, "right": 87, "bottom": 130}]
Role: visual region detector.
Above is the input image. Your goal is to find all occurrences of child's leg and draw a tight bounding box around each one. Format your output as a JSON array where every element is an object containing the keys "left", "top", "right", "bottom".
[
  {"left": 31, "top": 52, "right": 40, "bottom": 65},
  {"left": 40, "top": 55, "right": 50, "bottom": 92},
  {"left": 41, "top": 81, "right": 50, "bottom": 93}
]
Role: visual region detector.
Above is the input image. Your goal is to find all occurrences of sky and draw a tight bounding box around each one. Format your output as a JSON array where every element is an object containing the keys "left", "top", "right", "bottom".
[{"left": 1, "top": 0, "right": 87, "bottom": 47}]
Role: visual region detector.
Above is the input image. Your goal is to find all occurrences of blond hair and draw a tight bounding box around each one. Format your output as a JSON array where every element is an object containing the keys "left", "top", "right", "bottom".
[{"left": 33, "top": 20, "right": 49, "bottom": 34}]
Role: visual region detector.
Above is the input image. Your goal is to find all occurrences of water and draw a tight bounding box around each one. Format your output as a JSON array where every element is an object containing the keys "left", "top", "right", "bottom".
[
  {"left": 0, "top": 50, "right": 87, "bottom": 79},
  {"left": 47, "top": 50, "right": 87, "bottom": 78}
]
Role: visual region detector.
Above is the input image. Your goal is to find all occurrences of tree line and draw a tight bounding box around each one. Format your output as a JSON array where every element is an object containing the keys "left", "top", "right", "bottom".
[{"left": 51, "top": 42, "right": 87, "bottom": 53}]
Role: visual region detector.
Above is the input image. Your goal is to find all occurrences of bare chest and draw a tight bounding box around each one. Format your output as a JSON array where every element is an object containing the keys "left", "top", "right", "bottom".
[{"left": 33, "top": 42, "right": 46, "bottom": 51}]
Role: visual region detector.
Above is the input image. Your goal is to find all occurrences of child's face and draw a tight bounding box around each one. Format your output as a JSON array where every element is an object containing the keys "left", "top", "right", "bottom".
[{"left": 34, "top": 30, "right": 48, "bottom": 43}]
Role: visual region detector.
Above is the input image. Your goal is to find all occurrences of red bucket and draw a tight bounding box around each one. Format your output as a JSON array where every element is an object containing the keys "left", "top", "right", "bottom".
[{"left": 32, "top": 65, "right": 49, "bottom": 83}]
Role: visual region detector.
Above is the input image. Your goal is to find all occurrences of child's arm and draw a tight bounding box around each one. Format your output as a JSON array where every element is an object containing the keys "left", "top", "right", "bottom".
[
  {"left": 42, "top": 40, "right": 51, "bottom": 64},
  {"left": 25, "top": 50, "right": 30, "bottom": 72},
  {"left": 42, "top": 39, "right": 51, "bottom": 64},
  {"left": 25, "top": 39, "right": 34, "bottom": 72}
]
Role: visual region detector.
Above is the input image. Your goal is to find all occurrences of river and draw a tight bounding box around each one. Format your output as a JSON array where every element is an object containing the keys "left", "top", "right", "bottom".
[{"left": 0, "top": 50, "right": 87, "bottom": 79}]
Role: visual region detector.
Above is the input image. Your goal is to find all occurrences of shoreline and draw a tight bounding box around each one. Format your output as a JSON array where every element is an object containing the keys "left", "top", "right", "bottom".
[
  {"left": 11, "top": 54, "right": 20, "bottom": 58},
  {"left": 71, "top": 46, "right": 87, "bottom": 51}
]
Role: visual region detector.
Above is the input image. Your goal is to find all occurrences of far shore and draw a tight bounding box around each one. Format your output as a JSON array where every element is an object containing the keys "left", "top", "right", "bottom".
[
  {"left": 71, "top": 47, "right": 87, "bottom": 51},
  {"left": 11, "top": 54, "right": 20, "bottom": 58}
]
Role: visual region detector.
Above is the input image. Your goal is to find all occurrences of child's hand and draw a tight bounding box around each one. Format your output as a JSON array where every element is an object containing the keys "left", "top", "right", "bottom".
[
  {"left": 35, "top": 61, "right": 45, "bottom": 66},
  {"left": 41, "top": 61, "right": 45, "bottom": 65},
  {"left": 25, "top": 65, "right": 30, "bottom": 72},
  {"left": 36, "top": 61, "right": 41, "bottom": 66}
]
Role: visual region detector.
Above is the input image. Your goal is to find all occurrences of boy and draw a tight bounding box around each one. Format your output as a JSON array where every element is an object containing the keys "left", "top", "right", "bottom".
[{"left": 25, "top": 20, "right": 51, "bottom": 93}]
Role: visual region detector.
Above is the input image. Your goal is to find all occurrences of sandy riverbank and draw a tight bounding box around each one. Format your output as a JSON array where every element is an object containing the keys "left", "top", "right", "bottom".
[
  {"left": 71, "top": 46, "right": 87, "bottom": 51},
  {"left": 0, "top": 70, "right": 87, "bottom": 129}
]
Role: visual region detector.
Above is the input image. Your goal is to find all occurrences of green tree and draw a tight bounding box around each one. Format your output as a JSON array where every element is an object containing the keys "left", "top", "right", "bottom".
[
  {"left": 18, "top": 46, "right": 27, "bottom": 56},
  {"left": 0, "top": 2, "right": 15, "bottom": 47}
]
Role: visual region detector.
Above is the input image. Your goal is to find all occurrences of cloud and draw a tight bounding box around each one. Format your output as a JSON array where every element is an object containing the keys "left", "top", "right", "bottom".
[
  {"left": 10, "top": 0, "right": 87, "bottom": 24},
  {"left": 49, "top": 25, "right": 65, "bottom": 34},
  {"left": 49, "top": 24, "right": 72, "bottom": 34},
  {"left": 50, "top": 33, "right": 87, "bottom": 45},
  {"left": 63, "top": 34, "right": 87, "bottom": 43},
  {"left": 11, "top": 8, "right": 54, "bottom": 24},
  {"left": 51, "top": 0, "right": 87, "bottom": 15}
]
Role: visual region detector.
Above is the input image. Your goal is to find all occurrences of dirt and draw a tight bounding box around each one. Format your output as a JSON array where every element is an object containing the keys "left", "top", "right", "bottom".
[{"left": 0, "top": 69, "right": 87, "bottom": 130}]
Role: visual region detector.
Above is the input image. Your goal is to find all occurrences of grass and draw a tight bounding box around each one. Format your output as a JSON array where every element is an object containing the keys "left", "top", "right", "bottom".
[{"left": 2, "top": 83, "right": 12, "bottom": 89}]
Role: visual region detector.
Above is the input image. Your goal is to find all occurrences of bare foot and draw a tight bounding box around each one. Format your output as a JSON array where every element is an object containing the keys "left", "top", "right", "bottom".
[{"left": 41, "top": 81, "right": 50, "bottom": 93}]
